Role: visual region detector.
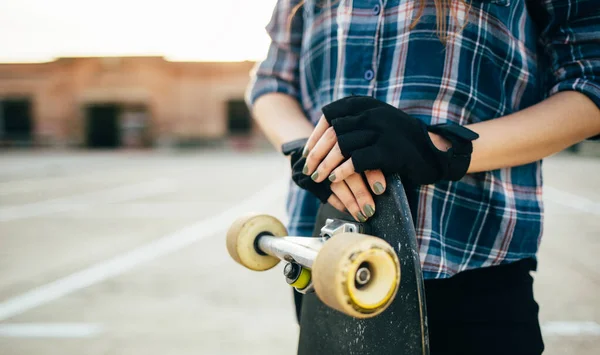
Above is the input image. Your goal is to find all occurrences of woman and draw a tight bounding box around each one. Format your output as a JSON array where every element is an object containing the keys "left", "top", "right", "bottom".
[{"left": 246, "top": 0, "right": 600, "bottom": 354}]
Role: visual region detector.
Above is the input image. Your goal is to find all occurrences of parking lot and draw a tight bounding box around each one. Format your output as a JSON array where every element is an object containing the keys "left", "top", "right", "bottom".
[{"left": 0, "top": 148, "right": 599, "bottom": 355}]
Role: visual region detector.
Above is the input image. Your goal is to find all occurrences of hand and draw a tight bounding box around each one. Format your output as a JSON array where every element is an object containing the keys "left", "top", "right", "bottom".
[
  {"left": 282, "top": 137, "right": 374, "bottom": 222},
  {"left": 301, "top": 96, "right": 389, "bottom": 183},
  {"left": 283, "top": 138, "right": 333, "bottom": 204},
  {"left": 322, "top": 96, "right": 478, "bottom": 185},
  {"left": 328, "top": 173, "right": 378, "bottom": 222},
  {"left": 301, "top": 116, "right": 387, "bottom": 221}
]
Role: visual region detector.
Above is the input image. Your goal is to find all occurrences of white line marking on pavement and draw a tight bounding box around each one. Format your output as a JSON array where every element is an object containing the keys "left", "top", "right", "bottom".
[
  {"left": 0, "top": 323, "right": 103, "bottom": 338},
  {"left": 544, "top": 186, "right": 600, "bottom": 215},
  {"left": 0, "top": 178, "right": 286, "bottom": 322},
  {"left": 0, "top": 179, "right": 177, "bottom": 222},
  {"left": 0, "top": 185, "right": 33, "bottom": 196},
  {"left": 542, "top": 321, "right": 600, "bottom": 336}
]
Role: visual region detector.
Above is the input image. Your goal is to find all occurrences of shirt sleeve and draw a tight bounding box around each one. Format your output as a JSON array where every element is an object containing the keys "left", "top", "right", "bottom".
[
  {"left": 530, "top": 0, "right": 600, "bottom": 109},
  {"left": 245, "top": 0, "right": 304, "bottom": 109}
]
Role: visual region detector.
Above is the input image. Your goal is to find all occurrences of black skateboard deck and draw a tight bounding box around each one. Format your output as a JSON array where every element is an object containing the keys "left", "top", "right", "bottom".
[{"left": 297, "top": 174, "right": 429, "bottom": 355}]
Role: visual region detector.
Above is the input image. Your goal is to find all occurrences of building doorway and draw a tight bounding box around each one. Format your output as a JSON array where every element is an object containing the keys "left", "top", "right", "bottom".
[
  {"left": 85, "top": 104, "right": 121, "bottom": 148},
  {"left": 227, "top": 99, "right": 252, "bottom": 136},
  {"left": 0, "top": 98, "right": 33, "bottom": 144}
]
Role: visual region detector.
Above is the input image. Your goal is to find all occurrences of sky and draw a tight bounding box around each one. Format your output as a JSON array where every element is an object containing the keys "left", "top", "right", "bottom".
[{"left": 0, "top": 0, "right": 278, "bottom": 62}]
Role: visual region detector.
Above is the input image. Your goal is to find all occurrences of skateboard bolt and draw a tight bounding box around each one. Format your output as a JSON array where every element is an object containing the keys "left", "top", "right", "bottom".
[
  {"left": 356, "top": 267, "right": 371, "bottom": 286},
  {"left": 283, "top": 262, "right": 300, "bottom": 279}
]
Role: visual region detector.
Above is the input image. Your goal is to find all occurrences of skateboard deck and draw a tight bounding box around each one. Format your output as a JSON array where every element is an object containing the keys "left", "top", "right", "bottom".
[{"left": 297, "top": 174, "right": 429, "bottom": 355}]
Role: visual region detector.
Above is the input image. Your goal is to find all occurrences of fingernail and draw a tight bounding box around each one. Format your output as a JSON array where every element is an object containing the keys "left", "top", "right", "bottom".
[
  {"left": 373, "top": 182, "right": 384, "bottom": 195},
  {"left": 328, "top": 173, "right": 336, "bottom": 182},
  {"left": 311, "top": 171, "right": 319, "bottom": 181},
  {"left": 364, "top": 204, "right": 375, "bottom": 217},
  {"left": 357, "top": 212, "right": 368, "bottom": 222},
  {"left": 302, "top": 147, "right": 309, "bottom": 158},
  {"left": 302, "top": 164, "right": 309, "bottom": 175}
]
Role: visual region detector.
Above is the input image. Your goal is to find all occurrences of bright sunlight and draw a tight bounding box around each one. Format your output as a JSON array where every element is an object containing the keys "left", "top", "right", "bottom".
[{"left": 0, "top": 0, "right": 277, "bottom": 62}]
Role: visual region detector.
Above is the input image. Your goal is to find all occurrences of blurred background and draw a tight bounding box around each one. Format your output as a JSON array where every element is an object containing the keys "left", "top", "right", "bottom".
[{"left": 0, "top": 1, "right": 598, "bottom": 354}]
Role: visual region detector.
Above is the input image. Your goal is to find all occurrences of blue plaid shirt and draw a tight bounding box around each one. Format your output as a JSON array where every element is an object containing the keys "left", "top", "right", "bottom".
[{"left": 246, "top": 0, "right": 600, "bottom": 279}]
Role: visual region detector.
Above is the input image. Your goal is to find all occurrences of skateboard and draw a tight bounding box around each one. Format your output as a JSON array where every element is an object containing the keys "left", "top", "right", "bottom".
[{"left": 226, "top": 174, "right": 429, "bottom": 354}]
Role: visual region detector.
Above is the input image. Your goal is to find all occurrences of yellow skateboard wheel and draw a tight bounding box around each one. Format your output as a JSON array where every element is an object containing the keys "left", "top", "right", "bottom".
[
  {"left": 312, "top": 232, "right": 400, "bottom": 318},
  {"left": 226, "top": 214, "right": 287, "bottom": 271}
]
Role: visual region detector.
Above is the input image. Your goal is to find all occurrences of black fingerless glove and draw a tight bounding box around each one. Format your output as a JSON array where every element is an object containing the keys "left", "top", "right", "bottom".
[
  {"left": 282, "top": 138, "right": 332, "bottom": 203},
  {"left": 281, "top": 138, "right": 307, "bottom": 168},
  {"left": 321, "top": 95, "right": 389, "bottom": 125},
  {"left": 322, "top": 96, "right": 479, "bottom": 185}
]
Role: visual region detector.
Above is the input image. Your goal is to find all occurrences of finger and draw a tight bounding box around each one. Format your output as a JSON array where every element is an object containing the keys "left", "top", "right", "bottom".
[
  {"left": 328, "top": 158, "right": 356, "bottom": 183},
  {"left": 336, "top": 130, "right": 378, "bottom": 157},
  {"left": 331, "top": 113, "right": 368, "bottom": 134},
  {"left": 330, "top": 107, "right": 384, "bottom": 134},
  {"left": 322, "top": 96, "right": 386, "bottom": 120},
  {"left": 327, "top": 194, "right": 346, "bottom": 212},
  {"left": 303, "top": 116, "right": 329, "bottom": 158},
  {"left": 312, "top": 142, "right": 344, "bottom": 183},
  {"left": 364, "top": 170, "right": 387, "bottom": 195},
  {"left": 331, "top": 181, "right": 366, "bottom": 222},
  {"left": 345, "top": 173, "right": 376, "bottom": 218},
  {"left": 350, "top": 146, "right": 381, "bottom": 173},
  {"left": 304, "top": 126, "right": 337, "bottom": 176}
]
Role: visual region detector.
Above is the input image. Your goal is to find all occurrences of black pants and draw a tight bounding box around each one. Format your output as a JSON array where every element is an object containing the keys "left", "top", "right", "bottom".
[
  {"left": 425, "top": 258, "right": 544, "bottom": 355},
  {"left": 294, "top": 258, "right": 544, "bottom": 355}
]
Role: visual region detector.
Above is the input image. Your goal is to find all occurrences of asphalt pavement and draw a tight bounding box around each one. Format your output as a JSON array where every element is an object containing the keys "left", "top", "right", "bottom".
[{"left": 0, "top": 148, "right": 598, "bottom": 355}]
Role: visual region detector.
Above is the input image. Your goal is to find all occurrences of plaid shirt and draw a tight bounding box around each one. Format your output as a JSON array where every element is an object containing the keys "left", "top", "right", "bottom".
[{"left": 246, "top": 0, "right": 600, "bottom": 279}]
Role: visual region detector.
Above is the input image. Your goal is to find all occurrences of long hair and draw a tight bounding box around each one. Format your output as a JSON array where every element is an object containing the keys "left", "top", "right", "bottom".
[{"left": 290, "top": 0, "right": 470, "bottom": 43}]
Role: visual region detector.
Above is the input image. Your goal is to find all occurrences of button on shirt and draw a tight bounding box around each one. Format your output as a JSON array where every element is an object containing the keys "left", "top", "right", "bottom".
[
  {"left": 372, "top": 4, "right": 380, "bottom": 15},
  {"left": 246, "top": 0, "right": 600, "bottom": 279}
]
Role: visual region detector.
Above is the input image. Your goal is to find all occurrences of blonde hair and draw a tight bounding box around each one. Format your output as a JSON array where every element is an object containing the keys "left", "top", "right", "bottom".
[{"left": 290, "top": 0, "right": 470, "bottom": 43}]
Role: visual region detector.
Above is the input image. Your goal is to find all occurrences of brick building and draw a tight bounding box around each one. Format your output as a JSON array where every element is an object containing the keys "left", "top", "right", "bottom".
[{"left": 0, "top": 56, "right": 259, "bottom": 148}]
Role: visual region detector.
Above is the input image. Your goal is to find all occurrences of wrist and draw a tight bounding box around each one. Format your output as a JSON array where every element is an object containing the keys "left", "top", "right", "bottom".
[{"left": 427, "top": 123, "right": 479, "bottom": 181}]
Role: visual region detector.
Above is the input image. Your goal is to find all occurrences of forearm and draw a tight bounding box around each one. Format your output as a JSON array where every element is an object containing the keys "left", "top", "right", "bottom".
[
  {"left": 252, "top": 93, "right": 314, "bottom": 152},
  {"left": 466, "top": 91, "right": 600, "bottom": 173}
]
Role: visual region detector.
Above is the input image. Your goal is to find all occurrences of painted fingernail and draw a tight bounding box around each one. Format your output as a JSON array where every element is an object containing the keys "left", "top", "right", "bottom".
[
  {"left": 364, "top": 204, "right": 375, "bottom": 218},
  {"left": 311, "top": 171, "right": 319, "bottom": 181},
  {"left": 373, "top": 182, "right": 384, "bottom": 195},
  {"left": 302, "top": 164, "right": 309, "bottom": 175},
  {"left": 302, "top": 147, "right": 309, "bottom": 158},
  {"left": 357, "top": 212, "right": 368, "bottom": 222},
  {"left": 328, "top": 173, "right": 336, "bottom": 182}
]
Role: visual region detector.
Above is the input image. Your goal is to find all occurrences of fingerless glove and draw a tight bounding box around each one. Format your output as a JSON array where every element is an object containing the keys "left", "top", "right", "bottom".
[
  {"left": 322, "top": 96, "right": 479, "bottom": 185},
  {"left": 282, "top": 138, "right": 333, "bottom": 203}
]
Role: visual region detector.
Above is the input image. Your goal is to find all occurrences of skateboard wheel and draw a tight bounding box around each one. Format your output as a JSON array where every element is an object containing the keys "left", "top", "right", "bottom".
[
  {"left": 226, "top": 214, "right": 287, "bottom": 271},
  {"left": 312, "top": 233, "right": 400, "bottom": 318}
]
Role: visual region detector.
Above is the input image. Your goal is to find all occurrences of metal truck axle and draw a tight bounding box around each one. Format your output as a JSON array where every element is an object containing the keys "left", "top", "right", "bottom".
[{"left": 257, "top": 236, "right": 321, "bottom": 269}]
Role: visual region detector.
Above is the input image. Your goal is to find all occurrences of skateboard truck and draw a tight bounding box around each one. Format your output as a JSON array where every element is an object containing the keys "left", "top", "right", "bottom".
[
  {"left": 258, "top": 218, "right": 367, "bottom": 294},
  {"left": 320, "top": 218, "right": 367, "bottom": 239},
  {"left": 226, "top": 213, "right": 401, "bottom": 318}
]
